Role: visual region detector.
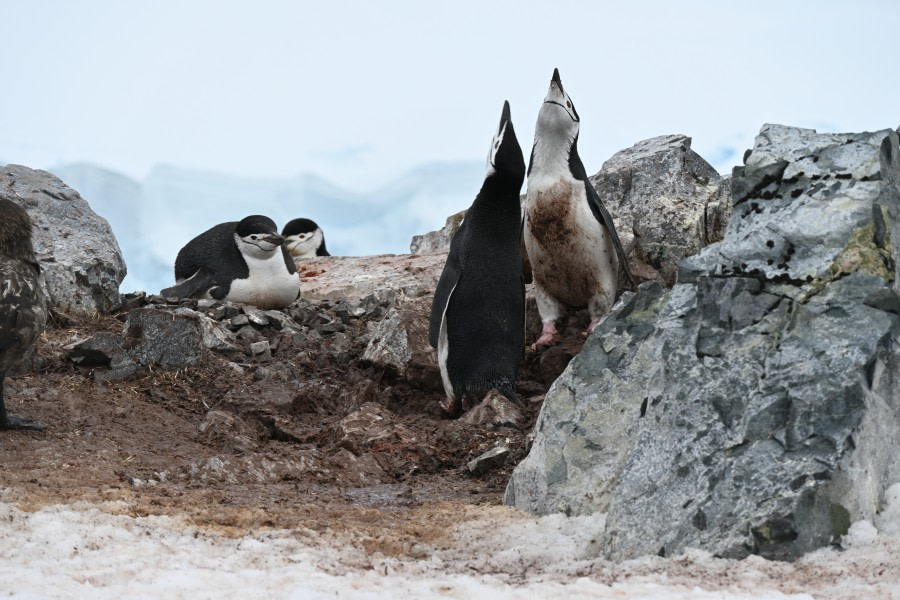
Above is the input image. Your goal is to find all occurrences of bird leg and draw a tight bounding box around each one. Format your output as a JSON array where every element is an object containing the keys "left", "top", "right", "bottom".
[{"left": 531, "top": 320, "right": 560, "bottom": 350}]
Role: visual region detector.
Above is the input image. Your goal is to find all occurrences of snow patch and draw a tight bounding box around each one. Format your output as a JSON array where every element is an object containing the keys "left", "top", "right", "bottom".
[
  {"left": 4, "top": 502, "right": 899, "bottom": 599},
  {"left": 875, "top": 482, "right": 900, "bottom": 537}
]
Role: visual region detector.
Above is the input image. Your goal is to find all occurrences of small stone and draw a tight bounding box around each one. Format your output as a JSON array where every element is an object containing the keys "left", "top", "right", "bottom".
[
  {"left": 206, "top": 306, "right": 227, "bottom": 320},
  {"left": 243, "top": 307, "right": 270, "bottom": 327},
  {"left": 222, "top": 304, "right": 242, "bottom": 319},
  {"left": 249, "top": 340, "right": 271, "bottom": 356},
  {"left": 467, "top": 446, "right": 509, "bottom": 475},
  {"left": 320, "top": 321, "right": 346, "bottom": 334},
  {"left": 230, "top": 314, "right": 250, "bottom": 328},
  {"left": 458, "top": 389, "right": 522, "bottom": 430}
]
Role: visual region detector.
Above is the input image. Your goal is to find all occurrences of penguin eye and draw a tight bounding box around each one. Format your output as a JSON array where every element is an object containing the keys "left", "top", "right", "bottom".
[
  {"left": 251, "top": 235, "right": 258, "bottom": 240},
  {"left": 566, "top": 100, "right": 571, "bottom": 108}
]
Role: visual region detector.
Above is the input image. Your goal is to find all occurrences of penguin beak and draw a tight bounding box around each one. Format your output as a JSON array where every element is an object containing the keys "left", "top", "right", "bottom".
[
  {"left": 551, "top": 68, "right": 564, "bottom": 94},
  {"left": 500, "top": 100, "right": 511, "bottom": 128},
  {"left": 544, "top": 68, "right": 566, "bottom": 103},
  {"left": 261, "top": 233, "right": 284, "bottom": 246}
]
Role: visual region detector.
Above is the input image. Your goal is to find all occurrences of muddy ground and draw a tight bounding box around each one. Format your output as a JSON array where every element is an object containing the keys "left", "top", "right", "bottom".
[
  {"left": 1, "top": 287, "right": 589, "bottom": 554},
  {"left": 5, "top": 291, "right": 900, "bottom": 599}
]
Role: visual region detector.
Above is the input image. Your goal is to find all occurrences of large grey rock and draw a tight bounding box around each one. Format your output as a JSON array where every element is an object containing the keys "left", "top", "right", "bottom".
[
  {"left": 0, "top": 164, "right": 126, "bottom": 315},
  {"left": 605, "top": 125, "right": 900, "bottom": 561},
  {"left": 590, "top": 134, "right": 732, "bottom": 286},
  {"left": 69, "top": 306, "right": 212, "bottom": 380},
  {"left": 361, "top": 297, "right": 441, "bottom": 390},
  {"left": 504, "top": 282, "right": 669, "bottom": 516},
  {"left": 508, "top": 124, "right": 900, "bottom": 562}
]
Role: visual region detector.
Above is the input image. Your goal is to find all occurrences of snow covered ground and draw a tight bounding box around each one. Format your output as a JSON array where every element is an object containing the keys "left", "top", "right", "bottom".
[{"left": 2, "top": 494, "right": 899, "bottom": 599}]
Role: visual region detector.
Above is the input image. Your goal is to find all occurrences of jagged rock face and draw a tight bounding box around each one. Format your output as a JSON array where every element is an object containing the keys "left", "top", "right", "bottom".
[
  {"left": 590, "top": 134, "right": 732, "bottom": 286},
  {"left": 507, "top": 124, "right": 900, "bottom": 562},
  {"left": 410, "top": 210, "right": 465, "bottom": 254},
  {"left": 504, "top": 282, "right": 669, "bottom": 516},
  {"left": 1, "top": 164, "right": 126, "bottom": 315}
]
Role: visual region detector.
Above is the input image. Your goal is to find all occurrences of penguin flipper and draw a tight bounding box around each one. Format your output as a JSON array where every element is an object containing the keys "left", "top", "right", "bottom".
[
  {"left": 584, "top": 181, "right": 635, "bottom": 287},
  {"left": 160, "top": 269, "right": 216, "bottom": 299},
  {"left": 428, "top": 221, "right": 466, "bottom": 348}
]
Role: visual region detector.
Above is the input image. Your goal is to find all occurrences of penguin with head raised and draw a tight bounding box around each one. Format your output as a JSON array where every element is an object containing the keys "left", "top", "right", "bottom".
[
  {"left": 160, "top": 215, "right": 301, "bottom": 309},
  {"left": 429, "top": 101, "right": 526, "bottom": 416},
  {"left": 523, "top": 68, "right": 633, "bottom": 349},
  {"left": 0, "top": 198, "right": 48, "bottom": 431},
  {"left": 282, "top": 218, "right": 330, "bottom": 258}
]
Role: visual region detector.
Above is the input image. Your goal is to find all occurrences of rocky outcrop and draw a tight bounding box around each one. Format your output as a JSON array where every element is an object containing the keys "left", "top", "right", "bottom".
[
  {"left": 297, "top": 253, "right": 445, "bottom": 304},
  {"left": 507, "top": 124, "right": 900, "bottom": 562},
  {"left": 1, "top": 164, "right": 127, "bottom": 315},
  {"left": 504, "top": 282, "right": 669, "bottom": 516},
  {"left": 410, "top": 210, "right": 465, "bottom": 254},
  {"left": 362, "top": 297, "right": 440, "bottom": 389},
  {"left": 590, "top": 134, "right": 732, "bottom": 286}
]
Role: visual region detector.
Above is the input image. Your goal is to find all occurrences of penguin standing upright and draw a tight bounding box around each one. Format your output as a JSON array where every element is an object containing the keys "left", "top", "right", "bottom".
[
  {"left": 0, "top": 198, "right": 47, "bottom": 431},
  {"left": 160, "top": 215, "right": 301, "bottom": 309},
  {"left": 282, "top": 218, "right": 330, "bottom": 258},
  {"left": 429, "top": 101, "right": 526, "bottom": 416},
  {"left": 524, "top": 69, "right": 633, "bottom": 349}
]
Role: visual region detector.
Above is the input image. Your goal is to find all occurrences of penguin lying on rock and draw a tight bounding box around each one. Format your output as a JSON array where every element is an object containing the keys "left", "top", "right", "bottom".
[
  {"left": 282, "top": 218, "right": 330, "bottom": 258},
  {"left": 0, "top": 198, "right": 48, "bottom": 431},
  {"left": 429, "top": 101, "right": 526, "bottom": 416},
  {"left": 523, "top": 68, "right": 633, "bottom": 349},
  {"left": 160, "top": 215, "right": 301, "bottom": 309}
]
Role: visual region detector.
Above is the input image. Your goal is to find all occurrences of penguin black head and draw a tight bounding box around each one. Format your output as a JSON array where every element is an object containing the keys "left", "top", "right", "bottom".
[
  {"left": 234, "top": 215, "right": 283, "bottom": 259},
  {"left": 536, "top": 68, "right": 580, "bottom": 139},
  {"left": 0, "top": 198, "right": 36, "bottom": 261},
  {"left": 282, "top": 218, "right": 330, "bottom": 258},
  {"left": 486, "top": 100, "right": 525, "bottom": 184}
]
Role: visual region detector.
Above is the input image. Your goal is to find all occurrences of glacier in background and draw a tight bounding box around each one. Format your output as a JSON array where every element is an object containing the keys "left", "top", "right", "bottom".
[{"left": 49, "top": 161, "right": 483, "bottom": 294}]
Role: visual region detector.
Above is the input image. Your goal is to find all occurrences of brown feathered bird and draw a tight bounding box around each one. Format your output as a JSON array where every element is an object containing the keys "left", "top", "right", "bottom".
[{"left": 0, "top": 198, "right": 47, "bottom": 431}]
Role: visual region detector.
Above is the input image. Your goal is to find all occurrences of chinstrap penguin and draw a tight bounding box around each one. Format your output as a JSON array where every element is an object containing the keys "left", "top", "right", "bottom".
[
  {"left": 160, "top": 215, "right": 301, "bottom": 309},
  {"left": 0, "top": 198, "right": 48, "bottom": 431},
  {"left": 523, "top": 68, "right": 633, "bottom": 349},
  {"left": 282, "top": 218, "right": 330, "bottom": 258},
  {"left": 429, "top": 100, "right": 526, "bottom": 416}
]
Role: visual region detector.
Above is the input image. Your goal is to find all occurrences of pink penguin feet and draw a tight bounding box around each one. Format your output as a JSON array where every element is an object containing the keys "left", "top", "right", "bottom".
[{"left": 531, "top": 321, "right": 561, "bottom": 351}]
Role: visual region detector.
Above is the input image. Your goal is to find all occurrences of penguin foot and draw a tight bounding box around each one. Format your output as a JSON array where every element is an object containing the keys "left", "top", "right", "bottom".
[
  {"left": 2, "top": 415, "right": 47, "bottom": 431},
  {"left": 440, "top": 397, "right": 461, "bottom": 418},
  {"left": 531, "top": 324, "right": 560, "bottom": 351}
]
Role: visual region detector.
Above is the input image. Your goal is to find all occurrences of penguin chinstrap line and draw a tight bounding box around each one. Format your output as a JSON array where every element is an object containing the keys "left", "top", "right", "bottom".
[
  {"left": 428, "top": 100, "right": 526, "bottom": 417},
  {"left": 282, "top": 218, "right": 331, "bottom": 259},
  {"left": 0, "top": 198, "right": 48, "bottom": 431},
  {"left": 523, "top": 68, "right": 633, "bottom": 350},
  {"left": 160, "top": 215, "right": 302, "bottom": 310}
]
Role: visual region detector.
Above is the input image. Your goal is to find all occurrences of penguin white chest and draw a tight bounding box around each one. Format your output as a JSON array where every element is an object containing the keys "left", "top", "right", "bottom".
[
  {"left": 524, "top": 176, "right": 618, "bottom": 308},
  {"left": 227, "top": 254, "right": 301, "bottom": 309}
]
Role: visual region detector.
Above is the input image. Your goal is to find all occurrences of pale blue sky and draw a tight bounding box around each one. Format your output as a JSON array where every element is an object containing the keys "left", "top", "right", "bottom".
[{"left": 1, "top": 1, "right": 898, "bottom": 188}]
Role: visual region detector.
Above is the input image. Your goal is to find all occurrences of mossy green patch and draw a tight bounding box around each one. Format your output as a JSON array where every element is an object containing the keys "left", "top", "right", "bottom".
[{"left": 830, "top": 221, "right": 894, "bottom": 281}]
